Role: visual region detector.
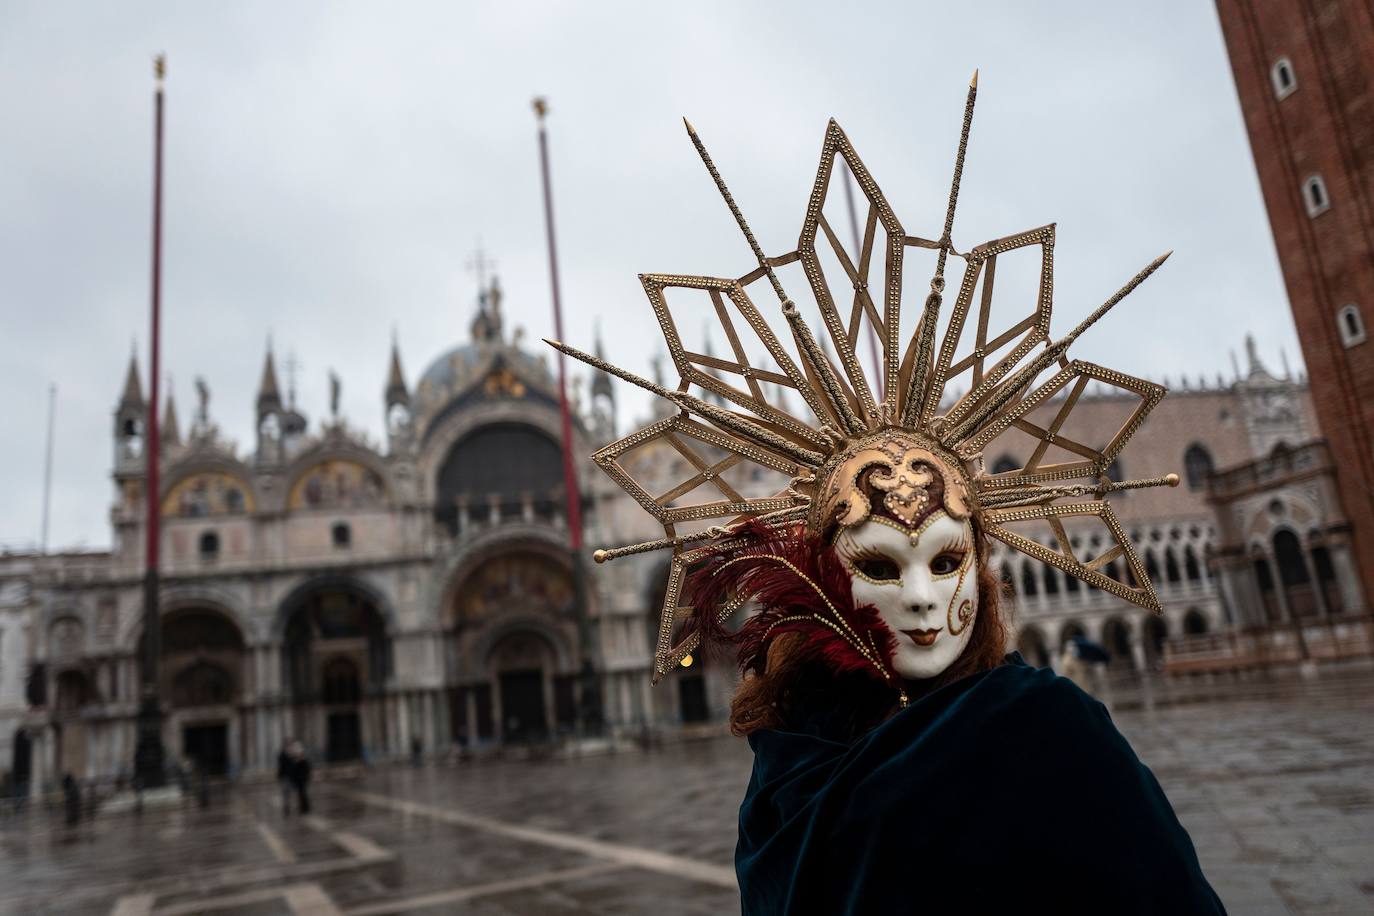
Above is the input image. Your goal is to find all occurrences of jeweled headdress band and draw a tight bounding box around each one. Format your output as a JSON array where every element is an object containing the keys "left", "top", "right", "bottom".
[{"left": 548, "top": 73, "right": 1179, "bottom": 680}]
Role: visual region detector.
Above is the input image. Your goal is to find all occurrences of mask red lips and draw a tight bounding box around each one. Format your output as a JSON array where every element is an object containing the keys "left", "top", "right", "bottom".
[{"left": 903, "top": 627, "right": 942, "bottom": 647}]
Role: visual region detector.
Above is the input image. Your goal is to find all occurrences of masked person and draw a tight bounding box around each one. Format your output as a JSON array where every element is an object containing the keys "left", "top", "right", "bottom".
[{"left": 557, "top": 75, "right": 1226, "bottom": 914}]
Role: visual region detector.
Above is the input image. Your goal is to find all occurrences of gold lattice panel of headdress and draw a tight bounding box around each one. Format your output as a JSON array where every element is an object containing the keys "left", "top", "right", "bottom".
[
  {"left": 921, "top": 225, "right": 1056, "bottom": 432},
  {"left": 795, "top": 119, "right": 908, "bottom": 422},
  {"left": 651, "top": 538, "right": 748, "bottom": 679},
  {"left": 592, "top": 413, "right": 805, "bottom": 528},
  {"left": 551, "top": 75, "right": 1178, "bottom": 676},
  {"left": 981, "top": 500, "right": 1161, "bottom": 611},
  {"left": 641, "top": 274, "right": 830, "bottom": 447},
  {"left": 960, "top": 360, "right": 1165, "bottom": 485}
]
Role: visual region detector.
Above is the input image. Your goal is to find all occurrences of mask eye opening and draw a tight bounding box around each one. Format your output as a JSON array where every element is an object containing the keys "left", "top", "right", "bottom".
[
  {"left": 930, "top": 549, "right": 969, "bottom": 577},
  {"left": 851, "top": 554, "right": 901, "bottom": 583}
]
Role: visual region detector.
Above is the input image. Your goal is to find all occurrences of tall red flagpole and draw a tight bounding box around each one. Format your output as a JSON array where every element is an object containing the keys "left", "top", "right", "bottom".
[
  {"left": 533, "top": 98, "right": 583, "bottom": 551},
  {"left": 134, "top": 54, "right": 167, "bottom": 788},
  {"left": 533, "top": 97, "right": 601, "bottom": 733}
]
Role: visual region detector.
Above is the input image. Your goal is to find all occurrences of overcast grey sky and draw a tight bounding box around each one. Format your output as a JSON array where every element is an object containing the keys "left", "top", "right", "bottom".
[{"left": 1, "top": 0, "right": 1300, "bottom": 551}]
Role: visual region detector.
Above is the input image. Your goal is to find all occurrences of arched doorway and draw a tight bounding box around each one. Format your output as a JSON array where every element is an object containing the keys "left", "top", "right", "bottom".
[
  {"left": 171, "top": 662, "right": 234, "bottom": 774},
  {"left": 1141, "top": 616, "right": 1168, "bottom": 670},
  {"left": 449, "top": 551, "right": 578, "bottom": 744},
  {"left": 434, "top": 423, "right": 564, "bottom": 534},
  {"left": 1183, "top": 608, "right": 1208, "bottom": 635},
  {"left": 321, "top": 657, "right": 363, "bottom": 762},
  {"left": 54, "top": 670, "right": 93, "bottom": 778},
  {"left": 10, "top": 729, "right": 31, "bottom": 796},
  {"left": 1017, "top": 625, "right": 1050, "bottom": 668},
  {"left": 488, "top": 630, "right": 558, "bottom": 743},
  {"left": 162, "top": 608, "right": 245, "bottom": 775},
  {"left": 1273, "top": 530, "right": 1316, "bottom": 618},
  {"left": 1058, "top": 621, "right": 1086, "bottom": 652},
  {"left": 1101, "top": 617, "right": 1133, "bottom": 668},
  {"left": 282, "top": 584, "right": 391, "bottom": 762}
]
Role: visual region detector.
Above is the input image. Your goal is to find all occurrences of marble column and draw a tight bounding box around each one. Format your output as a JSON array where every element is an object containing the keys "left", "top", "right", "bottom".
[
  {"left": 433, "top": 688, "right": 450, "bottom": 750},
  {"left": 464, "top": 689, "right": 478, "bottom": 744},
  {"left": 543, "top": 670, "right": 556, "bottom": 736},
  {"left": 423, "top": 691, "right": 436, "bottom": 752},
  {"left": 1299, "top": 547, "right": 1331, "bottom": 619},
  {"left": 491, "top": 677, "right": 504, "bottom": 743},
  {"left": 1129, "top": 629, "right": 1147, "bottom": 672},
  {"left": 639, "top": 673, "right": 653, "bottom": 728},
  {"left": 615, "top": 675, "right": 629, "bottom": 727},
  {"left": 1262, "top": 551, "right": 1308, "bottom": 659},
  {"left": 1329, "top": 540, "right": 1364, "bottom": 613}
]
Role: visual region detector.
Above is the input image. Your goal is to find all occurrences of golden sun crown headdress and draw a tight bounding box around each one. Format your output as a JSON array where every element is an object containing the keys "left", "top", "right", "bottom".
[{"left": 547, "top": 73, "right": 1179, "bottom": 681}]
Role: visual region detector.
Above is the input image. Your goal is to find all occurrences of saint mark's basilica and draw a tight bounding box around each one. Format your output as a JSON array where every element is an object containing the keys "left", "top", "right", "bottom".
[{"left": 0, "top": 277, "right": 1364, "bottom": 791}]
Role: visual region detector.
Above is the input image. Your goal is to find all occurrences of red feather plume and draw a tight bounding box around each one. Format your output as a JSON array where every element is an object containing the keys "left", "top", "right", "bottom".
[{"left": 682, "top": 520, "right": 897, "bottom": 685}]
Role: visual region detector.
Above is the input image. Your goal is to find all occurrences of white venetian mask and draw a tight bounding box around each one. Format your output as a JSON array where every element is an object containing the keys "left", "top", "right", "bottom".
[{"left": 834, "top": 512, "right": 979, "bottom": 681}]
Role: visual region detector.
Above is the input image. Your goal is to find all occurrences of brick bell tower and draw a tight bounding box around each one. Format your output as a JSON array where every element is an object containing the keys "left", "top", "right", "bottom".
[{"left": 1215, "top": 0, "right": 1374, "bottom": 602}]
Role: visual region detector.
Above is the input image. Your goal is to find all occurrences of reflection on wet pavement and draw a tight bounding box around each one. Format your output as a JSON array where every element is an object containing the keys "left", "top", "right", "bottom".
[{"left": 1, "top": 667, "right": 1371, "bottom": 914}]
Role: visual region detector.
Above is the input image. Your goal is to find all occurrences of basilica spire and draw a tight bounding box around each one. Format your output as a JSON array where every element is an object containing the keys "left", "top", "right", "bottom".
[
  {"left": 385, "top": 333, "right": 409, "bottom": 409},
  {"left": 120, "top": 351, "right": 145, "bottom": 409},
  {"left": 162, "top": 382, "right": 181, "bottom": 449},
  {"left": 591, "top": 322, "right": 613, "bottom": 404},
  {"left": 257, "top": 341, "right": 283, "bottom": 418}
]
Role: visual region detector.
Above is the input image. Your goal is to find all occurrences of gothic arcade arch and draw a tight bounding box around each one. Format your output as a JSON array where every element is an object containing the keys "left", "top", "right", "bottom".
[
  {"left": 1016, "top": 624, "right": 1051, "bottom": 668},
  {"left": 1100, "top": 616, "right": 1133, "bottom": 666}
]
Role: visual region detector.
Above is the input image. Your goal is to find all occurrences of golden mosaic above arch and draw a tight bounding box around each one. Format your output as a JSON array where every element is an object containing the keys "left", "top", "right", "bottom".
[
  {"left": 162, "top": 472, "right": 254, "bottom": 518},
  {"left": 287, "top": 460, "right": 388, "bottom": 511}
]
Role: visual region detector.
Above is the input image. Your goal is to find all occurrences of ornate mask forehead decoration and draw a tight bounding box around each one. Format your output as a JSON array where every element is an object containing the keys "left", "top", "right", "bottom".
[{"left": 550, "top": 73, "right": 1180, "bottom": 680}]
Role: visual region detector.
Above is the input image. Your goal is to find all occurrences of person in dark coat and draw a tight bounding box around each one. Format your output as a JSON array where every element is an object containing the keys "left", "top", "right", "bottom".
[
  {"left": 277, "top": 743, "right": 293, "bottom": 815},
  {"left": 678, "top": 444, "right": 1225, "bottom": 914},
  {"left": 281, "top": 740, "right": 311, "bottom": 815},
  {"left": 62, "top": 773, "right": 81, "bottom": 826}
]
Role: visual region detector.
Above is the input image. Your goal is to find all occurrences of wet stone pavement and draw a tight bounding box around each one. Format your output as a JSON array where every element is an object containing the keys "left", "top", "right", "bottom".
[{"left": 1, "top": 666, "right": 1371, "bottom": 915}]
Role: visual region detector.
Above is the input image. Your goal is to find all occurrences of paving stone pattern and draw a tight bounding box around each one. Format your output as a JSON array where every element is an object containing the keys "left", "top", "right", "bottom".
[{"left": 1, "top": 666, "right": 1370, "bottom": 915}]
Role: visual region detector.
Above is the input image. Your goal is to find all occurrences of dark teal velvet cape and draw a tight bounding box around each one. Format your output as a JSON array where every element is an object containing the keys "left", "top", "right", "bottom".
[{"left": 736, "top": 656, "right": 1226, "bottom": 914}]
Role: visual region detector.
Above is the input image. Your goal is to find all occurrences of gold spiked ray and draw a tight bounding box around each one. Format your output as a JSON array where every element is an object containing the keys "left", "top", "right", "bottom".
[{"left": 555, "top": 74, "right": 1178, "bottom": 678}]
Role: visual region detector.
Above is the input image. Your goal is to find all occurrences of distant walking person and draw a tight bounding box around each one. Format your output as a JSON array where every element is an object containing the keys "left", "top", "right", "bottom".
[
  {"left": 280, "top": 740, "right": 312, "bottom": 816},
  {"left": 62, "top": 773, "right": 81, "bottom": 827},
  {"left": 277, "top": 742, "right": 293, "bottom": 815}
]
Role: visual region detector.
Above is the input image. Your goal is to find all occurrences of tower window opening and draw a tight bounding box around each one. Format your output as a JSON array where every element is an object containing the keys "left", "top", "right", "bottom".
[
  {"left": 1338, "top": 304, "right": 1365, "bottom": 347},
  {"left": 1271, "top": 57, "right": 1297, "bottom": 99},
  {"left": 1303, "top": 175, "right": 1329, "bottom": 217},
  {"left": 199, "top": 530, "right": 220, "bottom": 562},
  {"left": 1183, "top": 443, "right": 1215, "bottom": 491}
]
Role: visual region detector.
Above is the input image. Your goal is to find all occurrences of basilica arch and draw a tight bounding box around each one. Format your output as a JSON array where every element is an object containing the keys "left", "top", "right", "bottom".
[
  {"left": 441, "top": 539, "right": 581, "bottom": 744},
  {"left": 418, "top": 401, "right": 595, "bottom": 525},
  {"left": 105, "top": 590, "right": 253, "bottom": 776},
  {"left": 160, "top": 605, "right": 246, "bottom": 775},
  {"left": 275, "top": 576, "right": 395, "bottom": 762}
]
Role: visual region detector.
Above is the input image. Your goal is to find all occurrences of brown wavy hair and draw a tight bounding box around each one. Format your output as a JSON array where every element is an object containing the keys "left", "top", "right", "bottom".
[{"left": 727, "top": 523, "right": 1010, "bottom": 737}]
